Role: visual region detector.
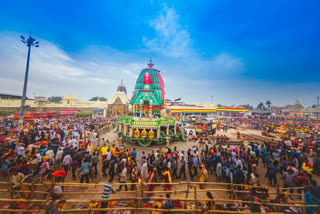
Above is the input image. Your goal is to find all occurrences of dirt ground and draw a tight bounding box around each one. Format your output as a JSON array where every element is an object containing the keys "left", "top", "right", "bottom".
[{"left": 58, "top": 127, "right": 317, "bottom": 203}]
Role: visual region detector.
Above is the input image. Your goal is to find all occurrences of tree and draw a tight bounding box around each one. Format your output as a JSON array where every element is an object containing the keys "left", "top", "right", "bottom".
[
  {"left": 257, "top": 102, "right": 266, "bottom": 110},
  {"left": 89, "top": 96, "right": 107, "bottom": 101},
  {"left": 266, "top": 100, "right": 272, "bottom": 108},
  {"left": 238, "top": 104, "right": 253, "bottom": 110},
  {"left": 0, "top": 110, "right": 15, "bottom": 117},
  {"left": 48, "top": 96, "right": 62, "bottom": 103},
  {"left": 217, "top": 104, "right": 223, "bottom": 107},
  {"left": 76, "top": 111, "right": 92, "bottom": 117}
]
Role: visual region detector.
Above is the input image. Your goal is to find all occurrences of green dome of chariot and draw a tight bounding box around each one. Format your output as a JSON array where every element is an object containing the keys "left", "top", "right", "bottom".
[{"left": 130, "top": 60, "right": 165, "bottom": 107}]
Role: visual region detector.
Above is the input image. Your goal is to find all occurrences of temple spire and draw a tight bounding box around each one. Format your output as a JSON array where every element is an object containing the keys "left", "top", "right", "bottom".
[{"left": 148, "top": 58, "right": 154, "bottom": 68}]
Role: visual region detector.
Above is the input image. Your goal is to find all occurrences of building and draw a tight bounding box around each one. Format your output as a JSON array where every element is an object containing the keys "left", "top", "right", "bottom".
[
  {"left": 106, "top": 81, "right": 129, "bottom": 116},
  {"left": 0, "top": 81, "right": 130, "bottom": 116},
  {"left": 303, "top": 105, "right": 320, "bottom": 118},
  {"left": 168, "top": 102, "right": 248, "bottom": 117},
  {"left": 287, "top": 100, "right": 304, "bottom": 117},
  {"left": 270, "top": 106, "right": 289, "bottom": 116}
]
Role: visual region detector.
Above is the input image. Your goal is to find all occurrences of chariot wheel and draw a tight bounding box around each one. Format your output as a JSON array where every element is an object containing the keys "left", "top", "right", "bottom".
[
  {"left": 169, "top": 130, "right": 175, "bottom": 142},
  {"left": 155, "top": 131, "right": 166, "bottom": 144},
  {"left": 138, "top": 139, "right": 152, "bottom": 147}
]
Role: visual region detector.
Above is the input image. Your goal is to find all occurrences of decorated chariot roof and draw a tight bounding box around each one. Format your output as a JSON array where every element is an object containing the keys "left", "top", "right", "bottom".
[{"left": 130, "top": 60, "right": 165, "bottom": 106}]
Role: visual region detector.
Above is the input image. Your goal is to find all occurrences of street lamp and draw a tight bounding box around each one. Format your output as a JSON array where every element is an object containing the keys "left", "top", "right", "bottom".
[{"left": 19, "top": 35, "right": 39, "bottom": 128}]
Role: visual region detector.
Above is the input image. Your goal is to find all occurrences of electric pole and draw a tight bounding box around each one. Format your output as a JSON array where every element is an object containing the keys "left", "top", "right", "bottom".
[{"left": 19, "top": 35, "right": 39, "bottom": 129}]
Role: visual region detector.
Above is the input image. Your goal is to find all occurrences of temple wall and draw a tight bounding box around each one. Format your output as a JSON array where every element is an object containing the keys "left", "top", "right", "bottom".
[{"left": 0, "top": 98, "right": 109, "bottom": 112}]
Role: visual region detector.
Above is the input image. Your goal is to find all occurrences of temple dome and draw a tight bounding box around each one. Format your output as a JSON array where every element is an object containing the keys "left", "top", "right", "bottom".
[
  {"left": 130, "top": 60, "right": 165, "bottom": 106},
  {"left": 117, "top": 80, "right": 127, "bottom": 95},
  {"left": 62, "top": 93, "right": 78, "bottom": 101}
]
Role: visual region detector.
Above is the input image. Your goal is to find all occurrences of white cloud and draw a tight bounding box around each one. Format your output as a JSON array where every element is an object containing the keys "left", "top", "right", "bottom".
[
  {"left": 210, "top": 53, "right": 244, "bottom": 73},
  {"left": 0, "top": 32, "right": 142, "bottom": 100},
  {"left": 143, "top": 5, "right": 244, "bottom": 77},
  {"left": 144, "top": 6, "right": 192, "bottom": 57}
]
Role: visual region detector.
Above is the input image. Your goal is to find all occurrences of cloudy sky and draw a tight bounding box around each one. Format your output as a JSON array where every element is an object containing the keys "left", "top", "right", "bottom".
[{"left": 0, "top": 0, "right": 319, "bottom": 107}]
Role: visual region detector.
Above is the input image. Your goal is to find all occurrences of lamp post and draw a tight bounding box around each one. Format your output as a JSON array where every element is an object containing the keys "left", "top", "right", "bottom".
[{"left": 19, "top": 35, "right": 39, "bottom": 128}]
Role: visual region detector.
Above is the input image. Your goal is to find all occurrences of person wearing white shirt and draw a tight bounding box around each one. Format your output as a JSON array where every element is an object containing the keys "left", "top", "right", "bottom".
[
  {"left": 17, "top": 145, "right": 25, "bottom": 161},
  {"left": 179, "top": 151, "right": 185, "bottom": 161},
  {"left": 35, "top": 152, "right": 42, "bottom": 163},
  {"left": 106, "top": 151, "right": 112, "bottom": 161},
  {"left": 141, "top": 159, "right": 148, "bottom": 182},
  {"left": 235, "top": 156, "right": 243, "bottom": 170},
  {"left": 63, "top": 154, "right": 72, "bottom": 173}
]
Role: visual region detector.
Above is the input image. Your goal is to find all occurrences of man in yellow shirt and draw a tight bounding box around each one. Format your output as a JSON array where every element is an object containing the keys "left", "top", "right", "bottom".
[
  {"left": 110, "top": 144, "right": 116, "bottom": 156},
  {"left": 101, "top": 144, "right": 108, "bottom": 160}
]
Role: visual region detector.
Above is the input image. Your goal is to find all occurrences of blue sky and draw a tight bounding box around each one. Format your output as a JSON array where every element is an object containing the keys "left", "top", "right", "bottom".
[{"left": 0, "top": 0, "right": 319, "bottom": 107}]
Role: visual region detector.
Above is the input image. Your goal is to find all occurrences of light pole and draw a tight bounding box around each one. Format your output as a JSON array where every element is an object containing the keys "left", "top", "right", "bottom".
[{"left": 19, "top": 35, "right": 39, "bottom": 128}]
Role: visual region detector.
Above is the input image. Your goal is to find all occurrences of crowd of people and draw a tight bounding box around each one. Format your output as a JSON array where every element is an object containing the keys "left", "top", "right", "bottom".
[{"left": 1, "top": 115, "right": 320, "bottom": 213}]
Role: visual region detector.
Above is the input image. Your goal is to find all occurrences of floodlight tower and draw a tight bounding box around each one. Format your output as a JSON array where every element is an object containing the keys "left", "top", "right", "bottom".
[{"left": 19, "top": 35, "right": 39, "bottom": 128}]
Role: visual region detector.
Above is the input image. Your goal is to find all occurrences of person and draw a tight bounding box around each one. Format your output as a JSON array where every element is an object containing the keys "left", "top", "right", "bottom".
[
  {"left": 202, "top": 192, "right": 215, "bottom": 214},
  {"left": 161, "top": 193, "right": 174, "bottom": 214},
  {"left": 71, "top": 158, "right": 78, "bottom": 180},
  {"left": 102, "top": 156, "right": 109, "bottom": 177},
  {"left": 147, "top": 168, "right": 156, "bottom": 196},
  {"left": 80, "top": 160, "right": 90, "bottom": 183},
  {"left": 117, "top": 165, "right": 128, "bottom": 191},
  {"left": 267, "top": 162, "right": 279, "bottom": 186},
  {"left": 51, "top": 170, "right": 66, "bottom": 182},
  {"left": 199, "top": 165, "right": 208, "bottom": 189},
  {"left": 307, "top": 180, "right": 320, "bottom": 199},
  {"left": 162, "top": 167, "right": 172, "bottom": 191},
  {"left": 304, "top": 186, "right": 320, "bottom": 214},
  {"left": 216, "top": 160, "right": 223, "bottom": 182},
  {"left": 192, "top": 154, "right": 199, "bottom": 179},
  {"left": 62, "top": 153, "right": 72, "bottom": 174},
  {"left": 178, "top": 156, "right": 186, "bottom": 179},
  {"left": 141, "top": 158, "right": 149, "bottom": 182},
  {"left": 46, "top": 194, "right": 66, "bottom": 214},
  {"left": 108, "top": 158, "right": 117, "bottom": 182},
  {"left": 17, "top": 143, "right": 25, "bottom": 162},
  {"left": 132, "top": 148, "right": 137, "bottom": 160},
  {"left": 170, "top": 158, "right": 177, "bottom": 180},
  {"left": 101, "top": 181, "right": 115, "bottom": 214},
  {"left": 282, "top": 169, "right": 295, "bottom": 194},
  {"left": 10, "top": 167, "right": 25, "bottom": 189},
  {"left": 245, "top": 188, "right": 261, "bottom": 212},
  {"left": 237, "top": 131, "right": 241, "bottom": 141},
  {"left": 91, "top": 153, "right": 98, "bottom": 175}
]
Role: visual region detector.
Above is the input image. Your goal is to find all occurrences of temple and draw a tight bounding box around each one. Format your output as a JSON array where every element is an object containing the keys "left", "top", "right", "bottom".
[{"left": 130, "top": 60, "right": 165, "bottom": 118}]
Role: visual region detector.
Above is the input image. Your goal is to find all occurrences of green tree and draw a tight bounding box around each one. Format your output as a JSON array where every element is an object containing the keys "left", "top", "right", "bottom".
[
  {"left": 238, "top": 104, "right": 253, "bottom": 110},
  {"left": 0, "top": 110, "right": 15, "bottom": 117},
  {"left": 257, "top": 102, "right": 266, "bottom": 110},
  {"left": 75, "top": 112, "right": 92, "bottom": 117},
  {"left": 89, "top": 96, "right": 107, "bottom": 101},
  {"left": 266, "top": 100, "right": 272, "bottom": 108},
  {"left": 48, "top": 96, "right": 62, "bottom": 103}
]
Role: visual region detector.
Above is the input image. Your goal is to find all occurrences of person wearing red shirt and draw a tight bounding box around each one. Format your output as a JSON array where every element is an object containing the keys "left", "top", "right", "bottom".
[{"left": 52, "top": 170, "right": 66, "bottom": 182}]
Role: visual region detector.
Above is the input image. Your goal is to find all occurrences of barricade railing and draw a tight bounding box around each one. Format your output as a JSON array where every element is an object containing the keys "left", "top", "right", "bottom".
[{"left": 0, "top": 180, "right": 317, "bottom": 213}]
